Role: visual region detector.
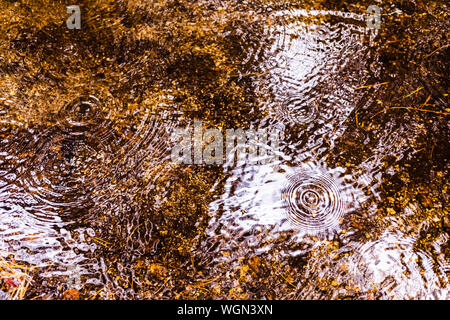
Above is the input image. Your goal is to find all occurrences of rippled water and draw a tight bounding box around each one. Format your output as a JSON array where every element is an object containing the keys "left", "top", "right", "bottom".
[{"left": 0, "top": 0, "right": 448, "bottom": 299}]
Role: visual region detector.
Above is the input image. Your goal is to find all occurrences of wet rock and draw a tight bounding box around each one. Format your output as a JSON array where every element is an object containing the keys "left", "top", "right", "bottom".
[
  {"left": 148, "top": 263, "right": 168, "bottom": 280},
  {"left": 386, "top": 208, "right": 396, "bottom": 215},
  {"left": 62, "top": 289, "right": 80, "bottom": 300},
  {"left": 228, "top": 285, "right": 248, "bottom": 299},
  {"left": 442, "top": 216, "right": 450, "bottom": 232}
]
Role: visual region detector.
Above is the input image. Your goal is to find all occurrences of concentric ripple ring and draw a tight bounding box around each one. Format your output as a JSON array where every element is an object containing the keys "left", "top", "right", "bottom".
[
  {"left": 282, "top": 170, "right": 345, "bottom": 232},
  {"left": 281, "top": 95, "right": 318, "bottom": 124}
]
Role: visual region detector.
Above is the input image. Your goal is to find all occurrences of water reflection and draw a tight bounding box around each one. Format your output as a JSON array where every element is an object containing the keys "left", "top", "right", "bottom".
[
  {"left": 0, "top": 0, "right": 447, "bottom": 299},
  {"left": 0, "top": 90, "right": 175, "bottom": 294},
  {"left": 204, "top": 8, "right": 371, "bottom": 253},
  {"left": 282, "top": 164, "right": 355, "bottom": 233},
  {"left": 299, "top": 231, "right": 449, "bottom": 299},
  {"left": 200, "top": 5, "right": 447, "bottom": 300}
]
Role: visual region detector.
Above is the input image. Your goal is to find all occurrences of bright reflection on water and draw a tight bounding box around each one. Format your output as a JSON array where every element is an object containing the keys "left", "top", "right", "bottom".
[
  {"left": 300, "top": 231, "right": 449, "bottom": 299},
  {"left": 202, "top": 8, "right": 448, "bottom": 300},
  {"left": 205, "top": 9, "right": 371, "bottom": 248}
]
